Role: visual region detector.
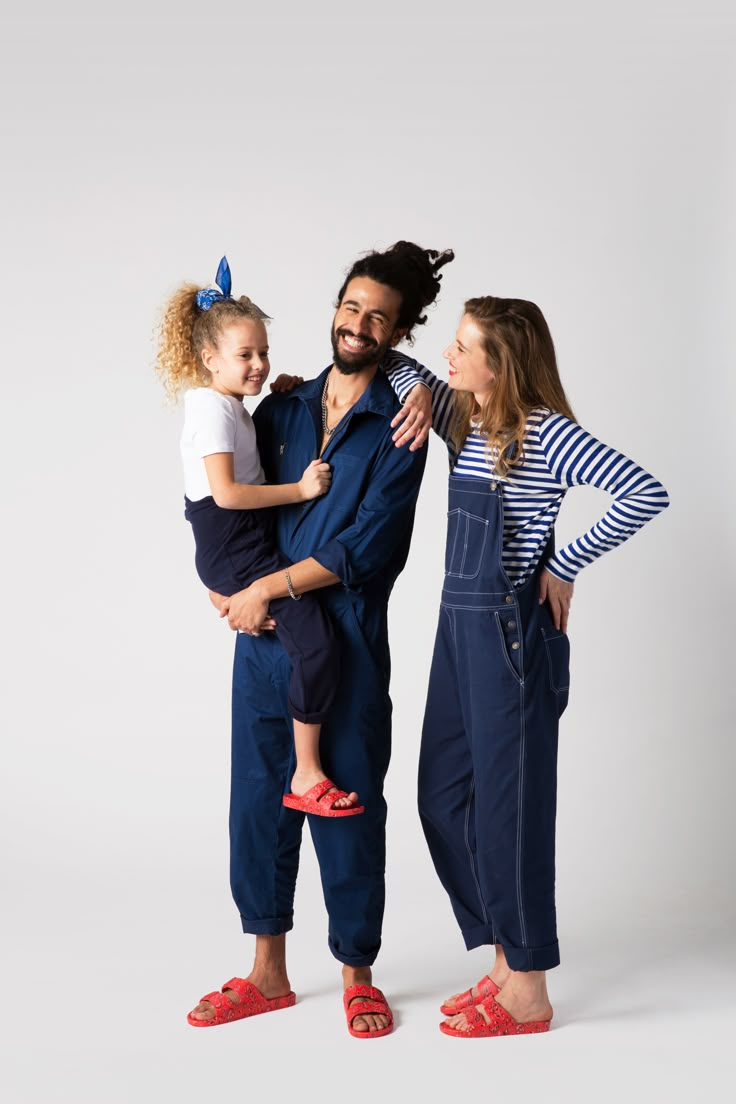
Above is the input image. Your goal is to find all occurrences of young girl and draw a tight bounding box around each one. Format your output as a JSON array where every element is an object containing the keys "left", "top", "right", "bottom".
[
  {"left": 388, "top": 297, "right": 669, "bottom": 1037},
  {"left": 156, "top": 257, "right": 365, "bottom": 816}
]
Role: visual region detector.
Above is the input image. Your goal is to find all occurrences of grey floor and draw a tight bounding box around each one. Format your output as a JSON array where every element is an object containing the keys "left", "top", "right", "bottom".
[{"left": 4, "top": 857, "right": 733, "bottom": 1104}]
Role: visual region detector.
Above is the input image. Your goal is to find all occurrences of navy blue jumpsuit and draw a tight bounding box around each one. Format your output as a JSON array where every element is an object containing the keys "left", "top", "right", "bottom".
[
  {"left": 228, "top": 368, "right": 427, "bottom": 966},
  {"left": 418, "top": 474, "right": 570, "bottom": 972}
]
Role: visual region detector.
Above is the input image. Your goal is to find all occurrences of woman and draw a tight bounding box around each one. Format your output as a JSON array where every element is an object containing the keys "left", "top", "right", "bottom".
[{"left": 402, "top": 297, "right": 669, "bottom": 1036}]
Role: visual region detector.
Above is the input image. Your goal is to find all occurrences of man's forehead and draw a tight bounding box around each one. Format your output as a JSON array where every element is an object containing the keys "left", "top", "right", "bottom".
[{"left": 341, "top": 277, "right": 402, "bottom": 316}]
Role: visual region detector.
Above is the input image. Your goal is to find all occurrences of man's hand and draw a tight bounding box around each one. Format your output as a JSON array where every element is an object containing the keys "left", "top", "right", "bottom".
[
  {"left": 209, "top": 589, "right": 227, "bottom": 613},
  {"left": 270, "top": 374, "right": 304, "bottom": 393},
  {"left": 390, "top": 383, "right": 432, "bottom": 451},
  {"left": 220, "top": 582, "right": 278, "bottom": 634},
  {"left": 211, "top": 588, "right": 276, "bottom": 633},
  {"left": 539, "top": 569, "right": 574, "bottom": 633}
]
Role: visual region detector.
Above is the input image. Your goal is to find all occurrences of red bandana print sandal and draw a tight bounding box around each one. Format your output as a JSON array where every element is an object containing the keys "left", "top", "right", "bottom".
[
  {"left": 187, "top": 977, "right": 296, "bottom": 1027},
  {"left": 440, "top": 974, "right": 500, "bottom": 1015},
  {"left": 282, "top": 778, "right": 365, "bottom": 817},
  {"left": 439, "top": 997, "right": 551, "bottom": 1038},
  {"left": 343, "top": 984, "right": 394, "bottom": 1039}
]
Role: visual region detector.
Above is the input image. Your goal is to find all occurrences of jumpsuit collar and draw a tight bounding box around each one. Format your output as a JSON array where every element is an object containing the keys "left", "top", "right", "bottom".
[{"left": 286, "top": 363, "right": 399, "bottom": 422}]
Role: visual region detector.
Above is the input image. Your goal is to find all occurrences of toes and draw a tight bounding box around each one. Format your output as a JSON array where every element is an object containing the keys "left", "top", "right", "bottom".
[
  {"left": 447, "top": 1003, "right": 490, "bottom": 1031},
  {"left": 348, "top": 992, "right": 390, "bottom": 1035},
  {"left": 351, "top": 1012, "right": 388, "bottom": 1034},
  {"left": 334, "top": 791, "right": 359, "bottom": 809},
  {"left": 190, "top": 990, "right": 240, "bottom": 1021}
]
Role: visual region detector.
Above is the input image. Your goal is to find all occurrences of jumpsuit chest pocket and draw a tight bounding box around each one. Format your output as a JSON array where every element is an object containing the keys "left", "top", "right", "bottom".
[
  {"left": 445, "top": 509, "right": 490, "bottom": 579},
  {"left": 276, "top": 441, "right": 309, "bottom": 484}
]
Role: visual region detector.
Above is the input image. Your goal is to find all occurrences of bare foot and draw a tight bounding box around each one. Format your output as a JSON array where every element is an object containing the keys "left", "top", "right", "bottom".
[
  {"left": 290, "top": 768, "right": 359, "bottom": 810},
  {"left": 343, "top": 966, "right": 391, "bottom": 1035},
  {"left": 188, "top": 967, "right": 292, "bottom": 1023},
  {"left": 494, "top": 983, "right": 553, "bottom": 1026}
]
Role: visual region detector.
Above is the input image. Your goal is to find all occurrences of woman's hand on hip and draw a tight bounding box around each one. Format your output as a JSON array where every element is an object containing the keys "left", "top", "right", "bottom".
[
  {"left": 391, "top": 383, "right": 432, "bottom": 451},
  {"left": 220, "top": 583, "right": 277, "bottom": 634},
  {"left": 539, "top": 569, "right": 574, "bottom": 633}
]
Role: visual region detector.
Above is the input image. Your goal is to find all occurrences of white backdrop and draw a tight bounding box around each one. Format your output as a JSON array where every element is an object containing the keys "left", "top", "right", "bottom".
[{"left": 2, "top": 2, "right": 734, "bottom": 1101}]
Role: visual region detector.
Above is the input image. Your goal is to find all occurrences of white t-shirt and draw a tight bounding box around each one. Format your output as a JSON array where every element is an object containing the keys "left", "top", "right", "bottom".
[{"left": 180, "top": 388, "right": 266, "bottom": 502}]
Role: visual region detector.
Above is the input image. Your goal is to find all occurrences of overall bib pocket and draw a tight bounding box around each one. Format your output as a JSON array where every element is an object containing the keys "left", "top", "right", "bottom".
[{"left": 445, "top": 509, "right": 489, "bottom": 579}]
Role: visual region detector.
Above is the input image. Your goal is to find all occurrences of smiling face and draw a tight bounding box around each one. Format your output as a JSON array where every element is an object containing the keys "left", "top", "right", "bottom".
[
  {"left": 444, "top": 314, "right": 495, "bottom": 403},
  {"left": 201, "top": 319, "right": 270, "bottom": 398},
  {"left": 331, "top": 277, "right": 404, "bottom": 375}
]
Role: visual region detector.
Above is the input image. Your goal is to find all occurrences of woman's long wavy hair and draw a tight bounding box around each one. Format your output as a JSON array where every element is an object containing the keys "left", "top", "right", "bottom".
[
  {"left": 450, "top": 297, "right": 576, "bottom": 477},
  {"left": 155, "top": 285, "right": 269, "bottom": 401}
]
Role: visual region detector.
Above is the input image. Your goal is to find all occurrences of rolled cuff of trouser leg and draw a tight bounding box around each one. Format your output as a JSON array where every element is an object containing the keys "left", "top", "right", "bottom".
[
  {"left": 462, "top": 923, "right": 497, "bottom": 951},
  {"left": 240, "top": 914, "right": 294, "bottom": 936},
  {"left": 503, "top": 941, "right": 560, "bottom": 972},
  {"left": 328, "top": 935, "right": 381, "bottom": 968}
]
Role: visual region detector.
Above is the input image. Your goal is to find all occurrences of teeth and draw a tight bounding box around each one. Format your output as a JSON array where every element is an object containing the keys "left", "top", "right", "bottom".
[{"left": 343, "top": 336, "right": 367, "bottom": 349}]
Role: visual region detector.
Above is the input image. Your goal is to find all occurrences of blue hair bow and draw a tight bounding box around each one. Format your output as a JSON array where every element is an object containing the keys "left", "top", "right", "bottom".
[{"left": 196, "top": 256, "right": 233, "bottom": 311}]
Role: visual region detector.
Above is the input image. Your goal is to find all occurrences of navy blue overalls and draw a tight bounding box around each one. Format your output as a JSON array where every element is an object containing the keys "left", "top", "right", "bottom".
[
  {"left": 228, "top": 369, "right": 427, "bottom": 965},
  {"left": 418, "top": 474, "right": 570, "bottom": 972}
]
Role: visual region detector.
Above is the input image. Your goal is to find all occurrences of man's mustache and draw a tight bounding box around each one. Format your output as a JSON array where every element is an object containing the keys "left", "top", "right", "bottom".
[{"left": 335, "top": 328, "right": 378, "bottom": 349}]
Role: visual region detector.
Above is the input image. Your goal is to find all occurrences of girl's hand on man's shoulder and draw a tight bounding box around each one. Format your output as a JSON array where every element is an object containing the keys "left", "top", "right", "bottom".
[{"left": 270, "top": 374, "right": 304, "bottom": 393}]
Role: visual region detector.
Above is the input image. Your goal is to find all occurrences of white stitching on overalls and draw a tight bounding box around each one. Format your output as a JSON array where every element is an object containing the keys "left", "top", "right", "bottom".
[
  {"left": 516, "top": 678, "right": 529, "bottom": 950},
  {"left": 464, "top": 777, "right": 488, "bottom": 925}
]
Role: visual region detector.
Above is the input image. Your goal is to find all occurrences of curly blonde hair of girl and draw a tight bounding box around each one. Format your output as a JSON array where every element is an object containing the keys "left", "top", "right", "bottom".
[
  {"left": 155, "top": 284, "right": 270, "bottom": 401},
  {"left": 450, "top": 297, "right": 576, "bottom": 478}
]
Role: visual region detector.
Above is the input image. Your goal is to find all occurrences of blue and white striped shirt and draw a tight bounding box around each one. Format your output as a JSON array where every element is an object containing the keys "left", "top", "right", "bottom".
[{"left": 383, "top": 350, "right": 669, "bottom": 587}]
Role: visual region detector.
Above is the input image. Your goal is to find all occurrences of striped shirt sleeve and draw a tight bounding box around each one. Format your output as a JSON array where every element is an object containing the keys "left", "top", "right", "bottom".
[
  {"left": 538, "top": 413, "right": 670, "bottom": 582},
  {"left": 382, "top": 350, "right": 431, "bottom": 402},
  {"left": 382, "top": 350, "right": 456, "bottom": 444}
]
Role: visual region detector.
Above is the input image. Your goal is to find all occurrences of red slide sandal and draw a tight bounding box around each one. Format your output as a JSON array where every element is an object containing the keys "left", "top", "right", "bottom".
[
  {"left": 440, "top": 996, "right": 551, "bottom": 1038},
  {"left": 282, "top": 778, "right": 364, "bottom": 817},
  {"left": 187, "top": 977, "right": 295, "bottom": 1027},
  {"left": 343, "top": 984, "right": 394, "bottom": 1039},
  {"left": 440, "top": 974, "right": 500, "bottom": 1015}
]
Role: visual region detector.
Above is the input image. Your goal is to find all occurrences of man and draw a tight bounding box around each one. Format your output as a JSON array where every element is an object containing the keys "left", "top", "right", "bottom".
[{"left": 188, "top": 241, "right": 453, "bottom": 1036}]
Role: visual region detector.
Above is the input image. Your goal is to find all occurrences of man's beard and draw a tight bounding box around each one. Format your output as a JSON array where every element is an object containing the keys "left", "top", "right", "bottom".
[{"left": 331, "top": 326, "right": 391, "bottom": 375}]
